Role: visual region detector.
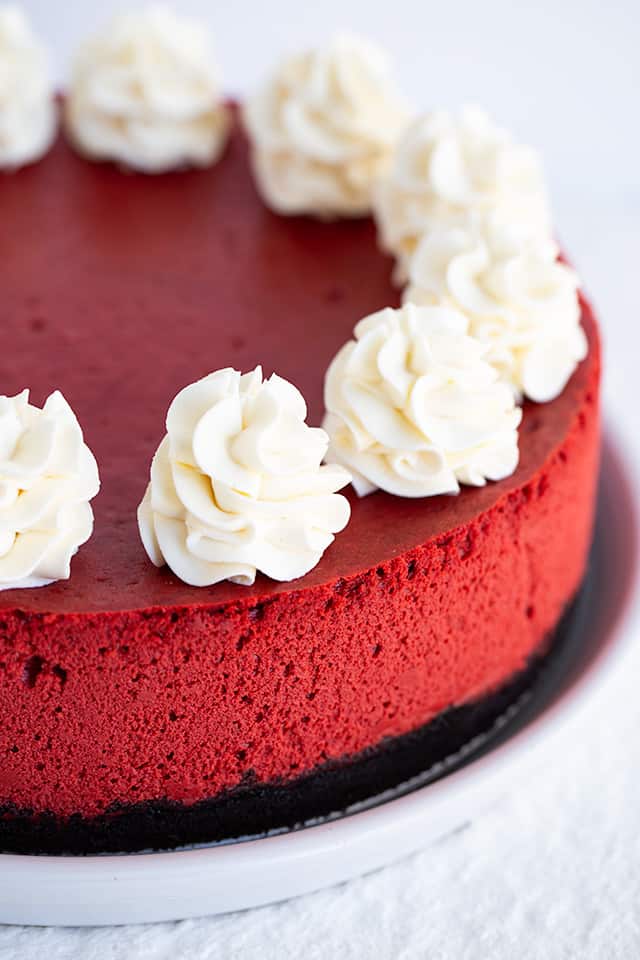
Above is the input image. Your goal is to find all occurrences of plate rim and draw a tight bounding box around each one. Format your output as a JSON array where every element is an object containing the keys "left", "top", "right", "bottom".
[{"left": 0, "top": 428, "right": 637, "bottom": 926}]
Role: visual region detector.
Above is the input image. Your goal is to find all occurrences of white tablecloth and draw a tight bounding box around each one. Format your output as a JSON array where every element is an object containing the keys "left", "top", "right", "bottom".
[{"left": 1, "top": 186, "right": 638, "bottom": 960}]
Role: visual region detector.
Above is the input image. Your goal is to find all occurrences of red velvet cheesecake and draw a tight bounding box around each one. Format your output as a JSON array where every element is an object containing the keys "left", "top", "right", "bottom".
[{"left": 0, "top": 116, "right": 601, "bottom": 853}]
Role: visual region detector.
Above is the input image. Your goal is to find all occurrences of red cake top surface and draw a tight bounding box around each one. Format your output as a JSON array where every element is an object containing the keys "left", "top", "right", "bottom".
[{"left": 0, "top": 119, "right": 598, "bottom": 614}]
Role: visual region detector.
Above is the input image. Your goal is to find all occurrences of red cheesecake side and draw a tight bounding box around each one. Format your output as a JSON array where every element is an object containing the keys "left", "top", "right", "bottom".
[{"left": 0, "top": 116, "right": 601, "bottom": 848}]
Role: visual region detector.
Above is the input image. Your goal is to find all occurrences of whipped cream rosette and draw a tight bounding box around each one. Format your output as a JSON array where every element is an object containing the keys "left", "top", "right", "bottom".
[
  {"left": 0, "top": 5, "right": 57, "bottom": 169},
  {"left": 243, "top": 33, "right": 409, "bottom": 217},
  {"left": 323, "top": 303, "right": 522, "bottom": 498},
  {"left": 374, "top": 106, "right": 552, "bottom": 282},
  {"left": 403, "top": 222, "right": 587, "bottom": 402},
  {"left": 138, "top": 367, "right": 351, "bottom": 586},
  {"left": 65, "top": 4, "right": 229, "bottom": 173},
  {"left": 0, "top": 390, "right": 100, "bottom": 590}
]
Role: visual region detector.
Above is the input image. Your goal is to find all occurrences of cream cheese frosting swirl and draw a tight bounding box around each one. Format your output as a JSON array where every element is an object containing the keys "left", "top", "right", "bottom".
[
  {"left": 243, "top": 34, "right": 410, "bottom": 217},
  {"left": 323, "top": 304, "right": 522, "bottom": 498},
  {"left": 138, "top": 367, "right": 351, "bottom": 586},
  {"left": 404, "top": 222, "right": 587, "bottom": 402},
  {"left": 0, "top": 390, "right": 100, "bottom": 591},
  {"left": 0, "top": 5, "right": 57, "bottom": 169},
  {"left": 374, "top": 106, "right": 552, "bottom": 282},
  {"left": 65, "top": 4, "right": 229, "bottom": 173}
]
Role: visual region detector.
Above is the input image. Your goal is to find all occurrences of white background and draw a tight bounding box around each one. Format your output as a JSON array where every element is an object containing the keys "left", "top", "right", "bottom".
[
  {"left": 3, "top": 1, "right": 640, "bottom": 957},
  {"left": 25, "top": 0, "right": 640, "bottom": 195}
]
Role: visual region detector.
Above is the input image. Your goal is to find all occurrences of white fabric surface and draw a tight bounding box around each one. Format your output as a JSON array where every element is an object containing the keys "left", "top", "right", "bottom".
[{"left": 0, "top": 193, "right": 638, "bottom": 960}]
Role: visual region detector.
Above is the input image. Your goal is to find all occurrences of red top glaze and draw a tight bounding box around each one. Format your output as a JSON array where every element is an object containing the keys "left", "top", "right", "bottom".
[{"left": 0, "top": 117, "right": 601, "bottom": 819}]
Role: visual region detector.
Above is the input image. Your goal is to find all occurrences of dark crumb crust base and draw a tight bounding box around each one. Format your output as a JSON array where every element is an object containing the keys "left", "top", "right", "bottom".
[{"left": 0, "top": 577, "right": 588, "bottom": 856}]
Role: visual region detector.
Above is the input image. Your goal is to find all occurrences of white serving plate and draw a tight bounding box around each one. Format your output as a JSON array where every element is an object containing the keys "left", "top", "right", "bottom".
[{"left": 0, "top": 434, "right": 636, "bottom": 927}]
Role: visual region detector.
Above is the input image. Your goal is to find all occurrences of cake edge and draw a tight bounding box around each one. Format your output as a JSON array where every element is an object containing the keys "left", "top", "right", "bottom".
[{"left": 0, "top": 569, "right": 590, "bottom": 856}]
